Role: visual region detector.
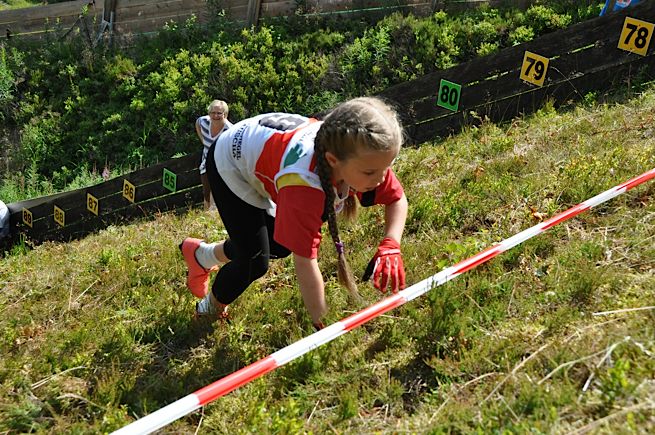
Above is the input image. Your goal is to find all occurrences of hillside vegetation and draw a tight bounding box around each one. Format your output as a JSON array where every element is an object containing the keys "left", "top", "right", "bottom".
[
  {"left": 1, "top": 78, "right": 654, "bottom": 432},
  {"left": 0, "top": 1, "right": 602, "bottom": 202}
]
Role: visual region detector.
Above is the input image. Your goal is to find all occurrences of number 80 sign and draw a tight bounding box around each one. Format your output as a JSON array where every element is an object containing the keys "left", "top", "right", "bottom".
[{"left": 437, "top": 79, "right": 462, "bottom": 112}]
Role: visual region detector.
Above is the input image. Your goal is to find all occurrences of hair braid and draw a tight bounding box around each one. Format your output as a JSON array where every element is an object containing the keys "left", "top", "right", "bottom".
[{"left": 314, "top": 135, "right": 360, "bottom": 301}]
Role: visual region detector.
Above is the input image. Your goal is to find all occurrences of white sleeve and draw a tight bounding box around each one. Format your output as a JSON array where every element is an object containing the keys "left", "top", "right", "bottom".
[{"left": 0, "top": 200, "right": 9, "bottom": 238}]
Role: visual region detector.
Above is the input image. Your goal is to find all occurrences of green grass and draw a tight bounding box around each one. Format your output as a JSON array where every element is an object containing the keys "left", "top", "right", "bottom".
[{"left": 2, "top": 85, "right": 655, "bottom": 433}]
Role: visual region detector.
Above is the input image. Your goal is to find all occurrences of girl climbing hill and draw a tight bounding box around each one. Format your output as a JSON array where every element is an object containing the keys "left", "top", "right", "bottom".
[{"left": 180, "top": 97, "right": 408, "bottom": 330}]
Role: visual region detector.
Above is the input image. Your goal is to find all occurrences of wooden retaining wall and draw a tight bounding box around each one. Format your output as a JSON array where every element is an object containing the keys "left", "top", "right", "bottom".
[
  {"left": 379, "top": 1, "right": 655, "bottom": 144},
  {"left": 3, "top": 152, "right": 203, "bottom": 249}
]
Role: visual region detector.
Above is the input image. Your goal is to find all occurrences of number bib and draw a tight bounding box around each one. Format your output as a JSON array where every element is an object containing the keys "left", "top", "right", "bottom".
[{"left": 212, "top": 113, "right": 323, "bottom": 212}]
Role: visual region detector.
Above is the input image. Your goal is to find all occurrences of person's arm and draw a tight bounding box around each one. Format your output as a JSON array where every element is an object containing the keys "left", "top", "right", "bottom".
[
  {"left": 195, "top": 118, "right": 204, "bottom": 143},
  {"left": 293, "top": 254, "right": 327, "bottom": 325},
  {"left": 383, "top": 192, "right": 408, "bottom": 243}
]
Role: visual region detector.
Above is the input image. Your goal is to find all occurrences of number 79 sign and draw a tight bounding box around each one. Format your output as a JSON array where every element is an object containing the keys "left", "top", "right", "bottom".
[{"left": 520, "top": 51, "right": 549, "bottom": 87}]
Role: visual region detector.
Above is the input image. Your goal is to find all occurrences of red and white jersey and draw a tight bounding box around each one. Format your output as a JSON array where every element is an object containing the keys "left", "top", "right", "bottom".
[{"left": 212, "top": 113, "right": 404, "bottom": 258}]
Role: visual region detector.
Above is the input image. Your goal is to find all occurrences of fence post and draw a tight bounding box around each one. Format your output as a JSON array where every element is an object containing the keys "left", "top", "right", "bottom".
[
  {"left": 96, "top": 0, "right": 116, "bottom": 44},
  {"left": 103, "top": 0, "right": 117, "bottom": 23},
  {"left": 246, "top": 0, "right": 262, "bottom": 27}
]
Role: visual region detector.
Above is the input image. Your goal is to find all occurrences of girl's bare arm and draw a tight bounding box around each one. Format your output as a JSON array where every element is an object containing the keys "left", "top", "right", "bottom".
[
  {"left": 293, "top": 254, "right": 327, "bottom": 324},
  {"left": 383, "top": 192, "right": 408, "bottom": 243}
]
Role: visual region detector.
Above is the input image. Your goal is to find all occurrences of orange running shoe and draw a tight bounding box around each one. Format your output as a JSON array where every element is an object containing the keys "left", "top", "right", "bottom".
[{"left": 180, "top": 237, "right": 218, "bottom": 298}]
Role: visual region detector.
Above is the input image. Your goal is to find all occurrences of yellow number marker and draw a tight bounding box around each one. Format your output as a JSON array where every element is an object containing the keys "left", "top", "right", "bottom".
[
  {"left": 520, "top": 51, "right": 549, "bottom": 87},
  {"left": 123, "top": 179, "right": 136, "bottom": 203},
  {"left": 618, "top": 17, "right": 654, "bottom": 56},
  {"left": 22, "top": 208, "right": 33, "bottom": 228},
  {"left": 54, "top": 205, "right": 65, "bottom": 227},
  {"left": 87, "top": 193, "right": 99, "bottom": 216}
]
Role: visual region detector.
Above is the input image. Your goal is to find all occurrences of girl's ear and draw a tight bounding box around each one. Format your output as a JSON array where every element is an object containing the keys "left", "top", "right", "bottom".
[{"left": 324, "top": 151, "right": 340, "bottom": 169}]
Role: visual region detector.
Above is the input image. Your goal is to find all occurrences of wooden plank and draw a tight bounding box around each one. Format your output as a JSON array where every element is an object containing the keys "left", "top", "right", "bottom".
[
  {"left": 260, "top": 0, "right": 294, "bottom": 16},
  {"left": 408, "top": 46, "right": 654, "bottom": 142},
  {"left": 19, "top": 165, "right": 202, "bottom": 239},
  {"left": 7, "top": 191, "right": 71, "bottom": 215},
  {"left": 38, "top": 186, "right": 203, "bottom": 244},
  {"left": 222, "top": 4, "right": 249, "bottom": 21},
  {"left": 260, "top": 0, "right": 432, "bottom": 16},
  {"left": 24, "top": 164, "right": 199, "bottom": 229},
  {"left": 112, "top": 0, "right": 210, "bottom": 32},
  {"left": 2, "top": 12, "right": 102, "bottom": 38},
  {"left": 115, "top": 0, "right": 204, "bottom": 8},
  {"left": 115, "top": 13, "right": 204, "bottom": 33},
  {"left": 0, "top": 0, "right": 98, "bottom": 22},
  {"left": 116, "top": 10, "right": 209, "bottom": 28},
  {"left": 116, "top": 0, "right": 204, "bottom": 19},
  {"left": 220, "top": 0, "right": 250, "bottom": 10},
  {"left": 409, "top": 37, "right": 642, "bottom": 126},
  {"left": 1, "top": 11, "right": 101, "bottom": 29},
  {"left": 11, "top": 152, "right": 199, "bottom": 227},
  {"left": 2, "top": 15, "right": 92, "bottom": 35}
]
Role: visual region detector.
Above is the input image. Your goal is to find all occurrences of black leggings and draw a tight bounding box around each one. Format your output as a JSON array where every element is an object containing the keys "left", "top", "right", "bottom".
[{"left": 206, "top": 142, "right": 291, "bottom": 305}]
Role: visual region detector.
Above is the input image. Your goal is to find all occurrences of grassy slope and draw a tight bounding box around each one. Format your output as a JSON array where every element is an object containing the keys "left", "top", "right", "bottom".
[{"left": 1, "top": 86, "right": 655, "bottom": 433}]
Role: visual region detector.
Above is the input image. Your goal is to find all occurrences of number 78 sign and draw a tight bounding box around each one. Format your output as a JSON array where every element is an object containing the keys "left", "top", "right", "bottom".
[{"left": 618, "top": 17, "right": 654, "bottom": 56}]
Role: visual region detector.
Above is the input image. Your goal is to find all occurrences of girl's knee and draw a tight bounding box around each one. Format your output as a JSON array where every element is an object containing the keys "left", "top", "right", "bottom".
[{"left": 249, "top": 252, "right": 270, "bottom": 280}]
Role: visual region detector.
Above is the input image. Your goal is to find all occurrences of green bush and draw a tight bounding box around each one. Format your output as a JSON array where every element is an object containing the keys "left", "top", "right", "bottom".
[{"left": 0, "top": 45, "right": 24, "bottom": 123}]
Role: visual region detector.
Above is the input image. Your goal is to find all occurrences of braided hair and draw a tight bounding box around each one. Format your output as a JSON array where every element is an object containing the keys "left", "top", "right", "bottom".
[{"left": 314, "top": 97, "right": 404, "bottom": 299}]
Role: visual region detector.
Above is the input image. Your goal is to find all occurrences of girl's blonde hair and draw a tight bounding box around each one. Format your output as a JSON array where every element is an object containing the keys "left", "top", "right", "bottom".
[
  {"left": 207, "top": 100, "right": 229, "bottom": 116},
  {"left": 314, "top": 97, "right": 404, "bottom": 300}
]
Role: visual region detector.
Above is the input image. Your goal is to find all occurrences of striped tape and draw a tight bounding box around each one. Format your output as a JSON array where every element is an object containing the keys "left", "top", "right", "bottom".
[{"left": 113, "top": 167, "right": 655, "bottom": 435}]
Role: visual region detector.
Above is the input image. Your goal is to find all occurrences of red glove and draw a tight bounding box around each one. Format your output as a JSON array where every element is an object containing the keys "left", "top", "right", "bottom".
[{"left": 362, "top": 237, "right": 406, "bottom": 293}]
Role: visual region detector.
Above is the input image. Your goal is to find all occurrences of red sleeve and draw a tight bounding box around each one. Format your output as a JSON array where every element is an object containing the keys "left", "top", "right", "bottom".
[
  {"left": 357, "top": 168, "right": 404, "bottom": 206},
  {"left": 274, "top": 185, "right": 324, "bottom": 259}
]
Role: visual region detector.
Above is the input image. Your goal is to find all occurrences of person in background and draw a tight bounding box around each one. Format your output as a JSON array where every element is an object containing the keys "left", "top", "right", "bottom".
[
  {"left": 0, "top": 200, "right": 10, "bottom": 239},
  {"left": 180, "top": 97, "right": 408, "bottom": 330},
  {"left": 196, "top": 100, "right": 233, "bottom": 210}
]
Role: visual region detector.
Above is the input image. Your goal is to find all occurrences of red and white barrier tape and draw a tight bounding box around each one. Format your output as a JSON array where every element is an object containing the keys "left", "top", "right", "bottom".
[{"left": 113, "top": 167, "right": 655, "bottom": 435}]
